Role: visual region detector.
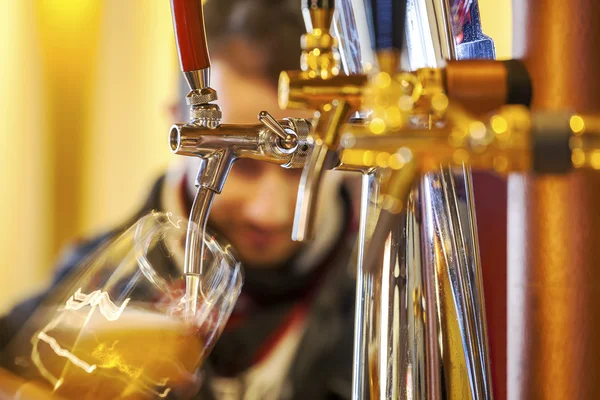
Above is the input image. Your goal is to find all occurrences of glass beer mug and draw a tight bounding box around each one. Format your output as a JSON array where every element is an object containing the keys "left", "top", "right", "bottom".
[{"left": 2, "top": 211, "right": 243, "bottom": 399}]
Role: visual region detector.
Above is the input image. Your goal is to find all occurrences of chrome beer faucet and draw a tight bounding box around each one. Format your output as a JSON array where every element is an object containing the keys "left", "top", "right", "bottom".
[
  {"left": 279, "top": 0, "right": 369, "bottom": 242},
  {"left": 168, "top": 0, "right": 311, "bottom": 313}
]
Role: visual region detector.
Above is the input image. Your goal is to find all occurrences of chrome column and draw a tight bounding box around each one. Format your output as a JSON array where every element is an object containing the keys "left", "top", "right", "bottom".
[
  {"left": 356, "top": 0, "right": 494, "bottom": 398},
  {"left": 352, "top": 171, "right": 381, "bottom": 400},
  {"left": 419, "top": 166, "right": 493, "bottom": 399}
]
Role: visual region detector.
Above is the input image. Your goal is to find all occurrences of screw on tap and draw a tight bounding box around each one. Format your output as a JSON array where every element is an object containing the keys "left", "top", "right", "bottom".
[
  {"left": 186, "top": 82, "right": 222, "bottom": 128},
  {"left": 191, "top": 103, "right": 222, "bottom": 129}
]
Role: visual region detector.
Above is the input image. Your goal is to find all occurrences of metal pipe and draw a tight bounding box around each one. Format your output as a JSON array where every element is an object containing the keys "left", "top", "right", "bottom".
[
  {"left": 352, "top": 171, "right": 381, "bottom": 400},
  {"left": 417, "top": 166, "right": 493, "bottom": 400},
  {"left": 352, "top": 1, "right": 495, "bottom": 398},
  {"left": 508, "top": 1, "right": 600, "bottom": 398}
]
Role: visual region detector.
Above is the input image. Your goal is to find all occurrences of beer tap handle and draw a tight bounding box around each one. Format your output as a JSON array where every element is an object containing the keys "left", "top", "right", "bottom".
[
  {"left": 170, "top": 0, "right": 210, "bottom": 73},
  {"left": 170, "top": 0, "right": 221, "bottom": 127},
  {"left": 170, "top": 0, "right": 212, "bottom": 92},
  {"left": 258, "top": 111, "right": 297, "bottom": 150}
]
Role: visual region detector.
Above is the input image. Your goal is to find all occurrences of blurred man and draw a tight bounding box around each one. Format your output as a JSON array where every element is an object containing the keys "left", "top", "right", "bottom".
[{"left": 0, "top": 1, "right": 358, "bottom": 399}]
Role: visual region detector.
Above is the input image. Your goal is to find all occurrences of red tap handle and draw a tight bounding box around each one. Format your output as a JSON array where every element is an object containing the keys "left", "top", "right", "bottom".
[{"left": 170, "top": 0, "right": 211, "bottom": 72}]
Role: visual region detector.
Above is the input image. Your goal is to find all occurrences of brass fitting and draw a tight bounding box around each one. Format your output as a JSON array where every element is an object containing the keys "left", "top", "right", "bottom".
[
  {"left": 300, "top": 6, "right": 339, "bottom": 79},
  {"left": 280, "top": 1, "right": 370, "bottom": 241}
]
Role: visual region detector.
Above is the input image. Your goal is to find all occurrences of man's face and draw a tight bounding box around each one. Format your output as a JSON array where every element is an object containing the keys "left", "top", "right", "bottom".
[
  {"left": 187, "top": 56, "right": 311, "bottom": 268},
  {"left": 209, "top": 159, "right": 303, "bottom": 269}
]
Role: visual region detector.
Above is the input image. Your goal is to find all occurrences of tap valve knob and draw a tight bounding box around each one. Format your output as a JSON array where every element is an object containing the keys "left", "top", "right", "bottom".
[{"left": 259, "top": 111, "right": 297, "bottom": 149}]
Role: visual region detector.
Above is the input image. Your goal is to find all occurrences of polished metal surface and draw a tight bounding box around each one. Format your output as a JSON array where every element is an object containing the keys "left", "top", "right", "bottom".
[
  {"left": 281, "top": 117, "right": 311, "bottom": 169},
  {"left": 354, "top": 164, "right": 493, "bottom": 400},
  {"left": 404, "top": 0, "right": 454, "bottom": 69},
  {"left": 348, "top": 1, "right": 494, "bottom": 398},
  {"left": 184, "top": 68, "right": 222, "bottom": 128},
  {"left": 364, "top": 191, "right": 422, "bottom": 400},
  {"left": 169, "top": 118, "right": 310, "bottom": 172},
  {"left": 333, "top": 0, "right": 376, "bottom": 74},
  {"left": 333, "top": 0, "right": 362, "bottom": 75},
  {"left": 186, "top": 88, "right": 218, "bottom": 107},
  {"left": 341, "top": 159, "right": 492, "bottom": 400},
  {"left": 183, "top": 67, "right": 211, "bottom": 91},
  {"left": 190, "top": 103, "right": 222, "bottom": 128},
  {"left": 413, "top": 2, "right": 492, "bottom": 397},
  {"left": 368, "top": 210, "right": 405, "bottom": 400},
  {"left": 419, "top": 167, "right": 493, "bottom": 399},
  {"left": 352, "top": 171, "right": 381, "bottom": 400},
  {"left": 170, "top": 116, "right": 312, "bottom": 277},
  {"left": 258, "top": 111, "right": 297, "bottom": 149},
  {"left": 292, "top": 100, "right": 352, "bottom": 241},
  {"left": 292, "top": 140, "right": 327, "bottom": 242},
  {"left": 509, "top": 1, "right": 600, "bottom": 397},
  {"left": 284, "top": 1, "right": 367, "bottom": 243}
]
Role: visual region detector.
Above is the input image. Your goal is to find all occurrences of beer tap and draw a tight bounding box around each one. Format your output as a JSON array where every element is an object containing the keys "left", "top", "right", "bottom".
[
  {"left": 169, "top": 0, "right": 311, "bottom": 316},
  {"left": 338, "top": 61, "right": 600, "bottom": 400},
  {"left": 279, "top": 0, "right": 369, "bottom": 242}
]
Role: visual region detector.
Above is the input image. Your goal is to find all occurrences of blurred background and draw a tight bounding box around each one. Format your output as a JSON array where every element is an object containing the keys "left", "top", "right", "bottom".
[{"left": 0, "top": 0, "right": 511, "bottom": 313}]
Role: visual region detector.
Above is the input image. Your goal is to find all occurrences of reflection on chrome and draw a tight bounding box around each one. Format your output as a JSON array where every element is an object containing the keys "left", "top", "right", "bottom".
[
  {"left": 352, "top": 171, "right": 381, "bottom": 400},
  {"left": 350, "top": 1, "right": 494, "bottom": 398},
  {"left": 359, "top": 166, "right": 492, "bottom": 399},
  {"left": 419, "top": 167, "right": 492, "bottom": 399}
]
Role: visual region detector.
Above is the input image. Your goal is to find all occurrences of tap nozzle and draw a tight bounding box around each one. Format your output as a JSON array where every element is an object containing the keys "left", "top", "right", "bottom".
[{"left": 292, "top": 99, "right": 352, "bottom": 241}]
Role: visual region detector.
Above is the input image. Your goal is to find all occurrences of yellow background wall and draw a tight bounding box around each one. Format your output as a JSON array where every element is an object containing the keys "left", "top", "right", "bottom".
[
  {"left": 0, "top": 1, "right": 178, "bottom": 313},
  {"left": 479, "top": 0, "right": 512, "bottom": 59},
  {"left": 0, "top": 0, "right": 512, "bottom": 313}
]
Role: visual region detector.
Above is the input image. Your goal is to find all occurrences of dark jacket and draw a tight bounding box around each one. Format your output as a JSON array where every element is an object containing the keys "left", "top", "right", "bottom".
[{"left": 0, "top": 176, "right": 357, "bottom": 400}]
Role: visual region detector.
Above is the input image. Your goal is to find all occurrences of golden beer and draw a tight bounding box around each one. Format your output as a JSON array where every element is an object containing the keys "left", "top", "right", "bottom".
[{"left": 32, "top": 306, "right": 205, "bottom": 399}]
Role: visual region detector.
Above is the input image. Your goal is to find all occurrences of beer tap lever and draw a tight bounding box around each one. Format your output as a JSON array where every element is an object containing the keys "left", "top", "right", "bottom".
[{"left": 171, "top": 0, "right": 221, "bottom": 128}]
